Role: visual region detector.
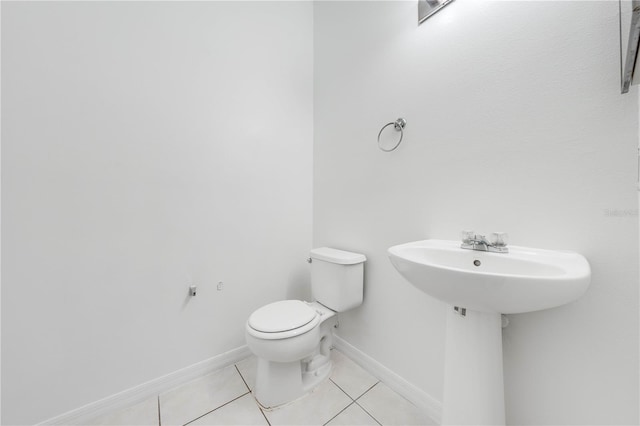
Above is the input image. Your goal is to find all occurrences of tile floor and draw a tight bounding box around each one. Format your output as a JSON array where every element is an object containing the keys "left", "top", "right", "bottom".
[{"left": 89, "top": 349, "right": 437, "bottom": 426}]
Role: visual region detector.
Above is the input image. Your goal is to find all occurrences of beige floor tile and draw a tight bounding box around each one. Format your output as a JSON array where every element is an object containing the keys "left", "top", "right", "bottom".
[
  {"left": 356, "top": 383, "right": 436, "bottom": 426},
  {"left": 187, "top": 394, "right": 267, "bottom": 425},
  {"left": 330, "top": 349, "right": 379, "bottom": 399},
  {"left": 325, "top": 402, "right": 380, "bottom": 426},
  {"left": 262, "top": 379, "right": 352, "bottom": 426},
  {"left": 159, "top": 365, "right": 248, "bottom": 425},
  {"left": 235, "top": 355, "right": 257, "bottom": 390}
]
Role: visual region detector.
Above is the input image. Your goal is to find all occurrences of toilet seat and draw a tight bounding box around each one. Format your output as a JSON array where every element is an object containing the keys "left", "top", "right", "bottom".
[{"left": 247, "top": 300, "right": 320, "bottom": 340}]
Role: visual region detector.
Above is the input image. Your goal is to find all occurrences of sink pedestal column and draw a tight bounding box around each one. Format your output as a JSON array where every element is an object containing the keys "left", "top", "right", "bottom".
[{"left": 442, "top": 307, "right": 505, "bottom": 425}]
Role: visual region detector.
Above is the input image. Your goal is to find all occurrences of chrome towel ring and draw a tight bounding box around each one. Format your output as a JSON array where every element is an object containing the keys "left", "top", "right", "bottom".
[{"left": 377, "top": 118, "right": 407, "bottom": 152}]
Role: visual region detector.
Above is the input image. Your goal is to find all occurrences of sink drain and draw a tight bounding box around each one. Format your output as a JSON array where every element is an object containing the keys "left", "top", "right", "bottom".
[{"left": 473, "top": 259, "right": 481, "bottom": 267}]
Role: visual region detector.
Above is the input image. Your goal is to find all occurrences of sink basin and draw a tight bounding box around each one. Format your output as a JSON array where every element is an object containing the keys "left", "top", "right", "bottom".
[
  {"left": 388, "top": 239, "right": 591, "bottom": 314},
  {"left": 389, "top": 239, "right": 591, "bottom": 424}
]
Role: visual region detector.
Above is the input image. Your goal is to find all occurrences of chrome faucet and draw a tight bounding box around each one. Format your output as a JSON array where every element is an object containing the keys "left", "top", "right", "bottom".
[{"left": 461, "top": 231, "right": 509, "bottom": 253}]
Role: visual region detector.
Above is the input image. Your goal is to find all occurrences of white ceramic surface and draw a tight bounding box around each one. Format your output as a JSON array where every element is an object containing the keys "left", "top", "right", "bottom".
[
  {"left": 441, "top": 309, "right": 505, "bottom": 425},
  {"left": 388, "top": 239, "right": 591, "bottom": 313}
]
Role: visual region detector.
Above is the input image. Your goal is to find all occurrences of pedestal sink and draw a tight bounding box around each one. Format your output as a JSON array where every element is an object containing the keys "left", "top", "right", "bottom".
[{"left": 388, "top": 239, "right": 591, "bottom": 425}]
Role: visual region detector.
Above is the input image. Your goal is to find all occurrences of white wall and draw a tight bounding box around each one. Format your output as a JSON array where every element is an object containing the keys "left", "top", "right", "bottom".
[
  {"left": 1, "top": 2, "right": 313, "bottom": 424},
  {"left": 314, "top": 1, "right": 639, "bottom": 424}
]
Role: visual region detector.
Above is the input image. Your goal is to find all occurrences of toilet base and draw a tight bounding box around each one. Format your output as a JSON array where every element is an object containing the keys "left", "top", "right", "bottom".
[
  {"left": 253, "top": 356, "right": 332, "bottom": 409},
  {"left": 247, "top": 301, "right": 338, "bottom": 409}
]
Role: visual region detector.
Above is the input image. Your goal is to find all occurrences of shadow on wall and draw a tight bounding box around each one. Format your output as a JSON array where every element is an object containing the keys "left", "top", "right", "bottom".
[{"left": 286, "top": 265, "right": 312, "bottom": 301}]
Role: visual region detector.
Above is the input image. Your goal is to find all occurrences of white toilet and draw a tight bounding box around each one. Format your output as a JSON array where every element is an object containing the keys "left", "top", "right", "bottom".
[{"left": 245, "top": 247, "right": 366, "bottom": 409}]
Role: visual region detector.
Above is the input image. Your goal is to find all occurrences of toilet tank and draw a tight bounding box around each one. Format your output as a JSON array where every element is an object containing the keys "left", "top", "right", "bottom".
[{"left": 310, "top": 247, "right": 366, "bottom": 312}]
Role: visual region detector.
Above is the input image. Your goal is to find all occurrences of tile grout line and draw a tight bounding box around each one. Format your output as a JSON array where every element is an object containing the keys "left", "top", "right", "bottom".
[
  {"left": 322, "top": 401, "right": 356, "bottom": 426},
  {"left": 326, "top": 378, "right": 384, "bottom": 426},
  {"left": 354, "top": 381, "right": 436, "bottom": 426},
  {"left": 322, "top": 378, "right": 383, "bottom": 426},
  {"left": 329, "top": 379, "right": 353, "bottom": 401},
  {"left": 355, "top": 381, "right": 380, "bottom": 402},
  {"left": 329, "top": 378, "right": 356, "bottom": 402},
  {"left": 235, "top": 364, "right": 251, "bottom": 392},
  {"left": 353, "top": 382, "right": 383, "bottom": 426},
  {"left": 353, "top": 400, "right": 383, "bottom": 426},
  {"left": 259, "top": 407, "right": 272, "bottom": 426},
  {"left": 182, "top": 391, "right": 250, "bottom": 426},
  {"left": 330, "top": 377, "right": 380, "bottom": 404},
  {"left": 235, "top": 363, "right": 271, "bottom": 425}
]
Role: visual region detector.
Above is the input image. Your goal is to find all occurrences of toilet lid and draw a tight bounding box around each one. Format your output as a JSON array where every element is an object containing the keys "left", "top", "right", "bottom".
[{"left": 248, "top": 300, "right": 318, "bottom": 333}]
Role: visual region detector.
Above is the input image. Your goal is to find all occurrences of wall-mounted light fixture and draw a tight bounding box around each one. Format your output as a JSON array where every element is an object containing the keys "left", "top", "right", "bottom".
[{"left": 418, "top": 0, "right": 455, "bottom": 24}]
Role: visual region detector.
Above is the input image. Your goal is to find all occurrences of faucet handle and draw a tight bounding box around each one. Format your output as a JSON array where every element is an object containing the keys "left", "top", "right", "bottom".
[
  {"left": 490, "top": 232, "right": 508, "bottom": 247},
  {"left": 461, "top": 230, "right": 475, "bottom": 244}
]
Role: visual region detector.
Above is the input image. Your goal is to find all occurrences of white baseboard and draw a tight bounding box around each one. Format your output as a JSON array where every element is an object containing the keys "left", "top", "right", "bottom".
[
  {"left": 332, "top": 335, "right": 442, "bottom": 425},
  {"left": 38, "top": 345, "right": 252, "bottom": 426}
]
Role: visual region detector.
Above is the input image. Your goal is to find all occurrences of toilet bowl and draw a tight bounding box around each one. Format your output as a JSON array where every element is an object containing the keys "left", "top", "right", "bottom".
[
  {"left": 246, "top": 300, "right": 337, "bottom": 408},
  {"left": 245, "top": 247, "right": 366, "bottom": 409}
]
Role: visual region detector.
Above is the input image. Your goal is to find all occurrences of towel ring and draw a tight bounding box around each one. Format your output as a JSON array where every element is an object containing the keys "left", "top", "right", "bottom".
[{"left": 377, "top": 118, "right": 407, "bottom": 152}]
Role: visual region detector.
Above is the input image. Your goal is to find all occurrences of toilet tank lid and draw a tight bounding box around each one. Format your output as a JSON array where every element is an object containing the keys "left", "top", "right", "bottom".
[{"left": 310, "top": 247, "right": 366, "bottom": 265}]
